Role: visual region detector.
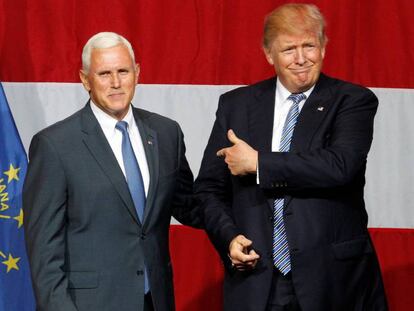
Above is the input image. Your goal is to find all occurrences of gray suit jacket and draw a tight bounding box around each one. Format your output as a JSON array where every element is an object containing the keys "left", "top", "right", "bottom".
[{"left": 23, "top": 103, "right": 200, "bottom": 311}]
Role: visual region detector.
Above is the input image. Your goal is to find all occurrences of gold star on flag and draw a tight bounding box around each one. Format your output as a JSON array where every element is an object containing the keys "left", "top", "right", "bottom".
[
  {"left": 2, "top": 253, "right": 20, "bottom": 273},
  {"left": 4, "top": 164, "right": 20, "bottom": 183},
  {"left": 13, "top": 209, "right": 24, "bottom": 228}
]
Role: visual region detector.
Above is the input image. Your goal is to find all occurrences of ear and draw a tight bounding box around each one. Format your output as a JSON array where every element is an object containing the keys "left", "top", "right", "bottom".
[
  {"left": 135, "top": 63, "right": 140, "bottom": 84},
  {"left": 79, "top": 70, "right": 91, "bottom": 92},
  {"left": 321, "top": 45, "right": 326, "bottom": 59},
  {"left": 263, "top": 47, "right": 274, "bottom": 65}
]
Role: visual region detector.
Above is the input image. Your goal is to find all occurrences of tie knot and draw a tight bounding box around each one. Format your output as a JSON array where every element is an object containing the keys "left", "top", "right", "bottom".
[
  {"left": 115, "top": 121, "right": 129, "bottom": 133},
  {"left": 288, "top": 93, "right": 306, "bottom": 105}
]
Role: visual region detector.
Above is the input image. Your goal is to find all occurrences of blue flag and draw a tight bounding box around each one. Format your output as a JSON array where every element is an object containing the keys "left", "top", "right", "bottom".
[{"left": 0, "top": 83, "right": 35, "bottom": 310}]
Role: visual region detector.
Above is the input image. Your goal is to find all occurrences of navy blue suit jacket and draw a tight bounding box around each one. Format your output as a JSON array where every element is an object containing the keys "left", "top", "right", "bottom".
[{"left": 195, "top": 74, "right": 387, "bottom": 311}]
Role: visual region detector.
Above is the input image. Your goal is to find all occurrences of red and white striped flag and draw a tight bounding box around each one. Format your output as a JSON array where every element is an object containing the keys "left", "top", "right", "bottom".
[{"left": 1, "top": 1, "right": 413, "bottom": 310}]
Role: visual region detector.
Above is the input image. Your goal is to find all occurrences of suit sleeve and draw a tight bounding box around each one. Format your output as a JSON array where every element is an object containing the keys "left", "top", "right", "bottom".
[
  {"left": 259, "top": 87, "right": 378, "bottom": 191},
  {"left": 23, "top": 133, "right": 78, "bottom": 311},
  {"left": 170, "top": 122, "right": 204, "bottom": 229},
  {"left": 194, "top": 96, "right": 241, "bottom": 263}
]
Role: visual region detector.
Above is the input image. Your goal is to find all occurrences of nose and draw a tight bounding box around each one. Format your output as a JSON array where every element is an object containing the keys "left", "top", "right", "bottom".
[
  {"left": 295, "top": 48, "right": 306, "bottom": 65},
  {"left": 111, "top": 73, "right": 121, "bottom": 88}
]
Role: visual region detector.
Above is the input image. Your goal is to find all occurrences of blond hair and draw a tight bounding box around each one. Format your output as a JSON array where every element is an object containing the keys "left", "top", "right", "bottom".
[{"left": 263, "top": 3, "right": 327, "bottom": 50}]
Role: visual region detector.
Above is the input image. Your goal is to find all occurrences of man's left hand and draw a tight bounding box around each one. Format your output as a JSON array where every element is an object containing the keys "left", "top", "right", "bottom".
[{"left": 217, "top": 129, "right": 258, "bottom": 175}]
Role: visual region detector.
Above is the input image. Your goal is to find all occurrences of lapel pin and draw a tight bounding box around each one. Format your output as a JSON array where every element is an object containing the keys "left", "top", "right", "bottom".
[
  {"left": 317, "top": 106, "right": 324, "bottom": 111},
  {"left": 147, "top": 140, "right": 153, "bottom": 145}
]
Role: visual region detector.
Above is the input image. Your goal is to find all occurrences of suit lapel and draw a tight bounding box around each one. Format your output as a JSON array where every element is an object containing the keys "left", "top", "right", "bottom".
[
  {"left": 80, "top": 103, "right": 141, "bottom": 225},
  {"left": 248, "top": 77, "right": 276, "bottom": 153},
  {"left": 290, "top": 74, "right": 333, "bottom": 152},
  {"left": 133, "top": 108, "right": 159, "bottom": 228}
]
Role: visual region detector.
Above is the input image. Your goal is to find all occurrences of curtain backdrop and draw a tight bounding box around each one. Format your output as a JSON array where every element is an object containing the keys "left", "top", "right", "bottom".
[{"left": 1, "top": 0, "right": 413, "bottom": 310}]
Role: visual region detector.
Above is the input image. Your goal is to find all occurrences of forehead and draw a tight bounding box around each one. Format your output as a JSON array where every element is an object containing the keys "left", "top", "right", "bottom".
[
  {"left": 274, "top": 31, "right": 320, "bottom": 46},
  {"left": 90, "top": 45, "right": 134, "bottom": 68}
]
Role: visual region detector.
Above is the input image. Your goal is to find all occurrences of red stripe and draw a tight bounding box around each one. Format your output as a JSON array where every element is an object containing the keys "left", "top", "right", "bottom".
[
  {"left": 0, "top": 0, "right": 413, "bottom": 88},
  {"left": 169, "top": 226, "right": 223, "bottom": 311},
  {"left": 370, "top": 228, "right": 414, "bottom": 310},
  {"left": 170, "top": 226, "right": 414, "bottom": 310}
]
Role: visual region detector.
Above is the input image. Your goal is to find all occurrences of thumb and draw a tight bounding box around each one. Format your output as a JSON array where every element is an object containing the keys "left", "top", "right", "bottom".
[
  {"left": 228, "top": 129, "right": 241, "bottom": 145},
  {"left": 249, "top": 249, "right": 260, "bottom": 259},
  {"left": 238, "top": 236, "right": 253, "bottom": 248}
]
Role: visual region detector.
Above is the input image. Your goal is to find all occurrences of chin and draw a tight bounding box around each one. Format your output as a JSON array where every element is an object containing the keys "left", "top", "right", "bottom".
[{"left": 109, "top": 101, "right": 128, "bottom": 109}]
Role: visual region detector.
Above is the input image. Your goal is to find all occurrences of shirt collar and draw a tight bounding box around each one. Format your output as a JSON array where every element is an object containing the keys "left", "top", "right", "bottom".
[
  {"left": 90, "top": 100, "right": 135, "bottom": 131},
  {"left": 276, "top": 78, "right": 316, "bottom": 102}
]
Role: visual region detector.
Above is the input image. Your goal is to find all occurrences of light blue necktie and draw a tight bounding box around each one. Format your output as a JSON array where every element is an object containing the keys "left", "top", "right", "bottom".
[
  {"left": 272, "top": 93, "right": 306, "bottom": 275},
  {"left": 115, "top": 120, "right": 149, "bottom": 293}
]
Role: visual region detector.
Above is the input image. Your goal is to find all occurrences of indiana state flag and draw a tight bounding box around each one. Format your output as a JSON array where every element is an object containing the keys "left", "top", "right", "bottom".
[{"left": 0, "top": 83, "right": 35, "bottom": 310}]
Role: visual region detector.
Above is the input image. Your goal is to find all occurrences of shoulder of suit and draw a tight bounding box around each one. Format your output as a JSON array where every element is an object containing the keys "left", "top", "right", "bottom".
[
  {"left": 132, "top": 106, "right": 180, "bottom": 132},
  {"left": 35, "top": 106, "right": 85, "bottom": 139},
  {"left": 318, "top": 73, "right": 375, "bottom": 96},
  {"left": 219, "top": 76, "right": 276, "bottom": 101}
]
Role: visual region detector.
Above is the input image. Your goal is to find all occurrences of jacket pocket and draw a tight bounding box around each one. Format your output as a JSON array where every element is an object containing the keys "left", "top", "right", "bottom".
[
  {"left": 67, "top": 271, "right": 99, "bottom": 289},
  {"left": 331, "top": 236, "right": 373, "bottom": 260}
]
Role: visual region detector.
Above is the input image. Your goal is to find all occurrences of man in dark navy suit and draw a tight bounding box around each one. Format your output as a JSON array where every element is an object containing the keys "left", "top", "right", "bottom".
[{"left": 195, "top": 4, "right": 387, "bottom": 311}]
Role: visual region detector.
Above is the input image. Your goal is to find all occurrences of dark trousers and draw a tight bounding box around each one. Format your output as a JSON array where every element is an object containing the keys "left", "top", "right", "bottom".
[{"left": 267, "top": 270, "right": 301, "bottom": 311}]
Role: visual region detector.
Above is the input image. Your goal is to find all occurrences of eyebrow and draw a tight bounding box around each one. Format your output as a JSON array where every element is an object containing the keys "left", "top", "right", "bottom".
[{"left": 96, "top": 67, "right": 132, "bottom": 74}]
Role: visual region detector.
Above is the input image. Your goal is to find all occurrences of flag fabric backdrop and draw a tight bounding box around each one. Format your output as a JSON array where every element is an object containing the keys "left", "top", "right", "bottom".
[
  {"left": 1, "top": 0, "right": 413, "bottom": 310},
  {"left": 0, "top": 82, "right": 35, "bottom": 310}
]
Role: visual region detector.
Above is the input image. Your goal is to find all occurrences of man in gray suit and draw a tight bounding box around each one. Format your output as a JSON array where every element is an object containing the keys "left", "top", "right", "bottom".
[{"left": 23, "top": 32, "right": 200, "bottom": 311}]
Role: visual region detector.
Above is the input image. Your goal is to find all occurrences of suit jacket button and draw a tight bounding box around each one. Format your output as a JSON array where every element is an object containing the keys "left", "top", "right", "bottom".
[
  {"left": 136, "top": 270, "right": 144, "bottom": 275},
  {"left": 141, "top": 233, "right": 146, "bottom": 240}
]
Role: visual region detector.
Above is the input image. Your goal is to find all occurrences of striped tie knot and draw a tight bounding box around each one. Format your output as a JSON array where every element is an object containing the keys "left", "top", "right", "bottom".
[{"left": 287, "top": 93, "right": 306, "bottom": 105}]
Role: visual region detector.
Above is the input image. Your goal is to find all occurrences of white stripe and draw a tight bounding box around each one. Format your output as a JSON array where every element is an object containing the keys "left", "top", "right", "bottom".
[
  {"left": 367, "top": 88, "right": 414, "bottom": 228},
  {"left": 3, "top": 83, "right": 414, "bottom": 228}
]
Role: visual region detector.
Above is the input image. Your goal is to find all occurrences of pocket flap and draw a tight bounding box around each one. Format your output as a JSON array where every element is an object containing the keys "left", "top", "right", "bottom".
[
  {"left": 332, "top": 237, "right": 373, "bottom": 260},
  {"left": 67, "top": 271, "right": 99, "bottom": 289}
]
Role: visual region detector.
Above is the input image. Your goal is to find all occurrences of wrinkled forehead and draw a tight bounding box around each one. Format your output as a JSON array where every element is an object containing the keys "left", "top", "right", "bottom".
[{"left": 90, "top": 45, "right": 135, "bottom": 65}]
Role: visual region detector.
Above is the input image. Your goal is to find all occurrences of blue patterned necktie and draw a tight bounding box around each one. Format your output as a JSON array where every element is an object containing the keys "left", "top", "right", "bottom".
[
  {"left": 115, "top": 120, "right": 149, "bottom": 293},
  {"left": 116, "top": 121, "right": 146, "bottom": 221},
  {"left": 272, "top": 93, "right": 306, "bottom": 275}
]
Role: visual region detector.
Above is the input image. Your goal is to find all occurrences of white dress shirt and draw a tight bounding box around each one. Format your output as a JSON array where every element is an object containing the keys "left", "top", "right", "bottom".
[{"left": 90, "top": 102, "right": 150, "bottom": 196}]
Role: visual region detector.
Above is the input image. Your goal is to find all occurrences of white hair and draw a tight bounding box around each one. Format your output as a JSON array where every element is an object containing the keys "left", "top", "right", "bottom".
[{"left": 81, "top": 32, "right": 136, "bottom": 73}]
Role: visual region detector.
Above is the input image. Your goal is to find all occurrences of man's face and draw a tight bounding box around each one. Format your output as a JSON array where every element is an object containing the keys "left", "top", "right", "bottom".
[
  {"left": 264, "top": 31, "right": 325, "bottom": 93},
  {"left": 80, "top": 44, "right": 139, "bottom": 120}
]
